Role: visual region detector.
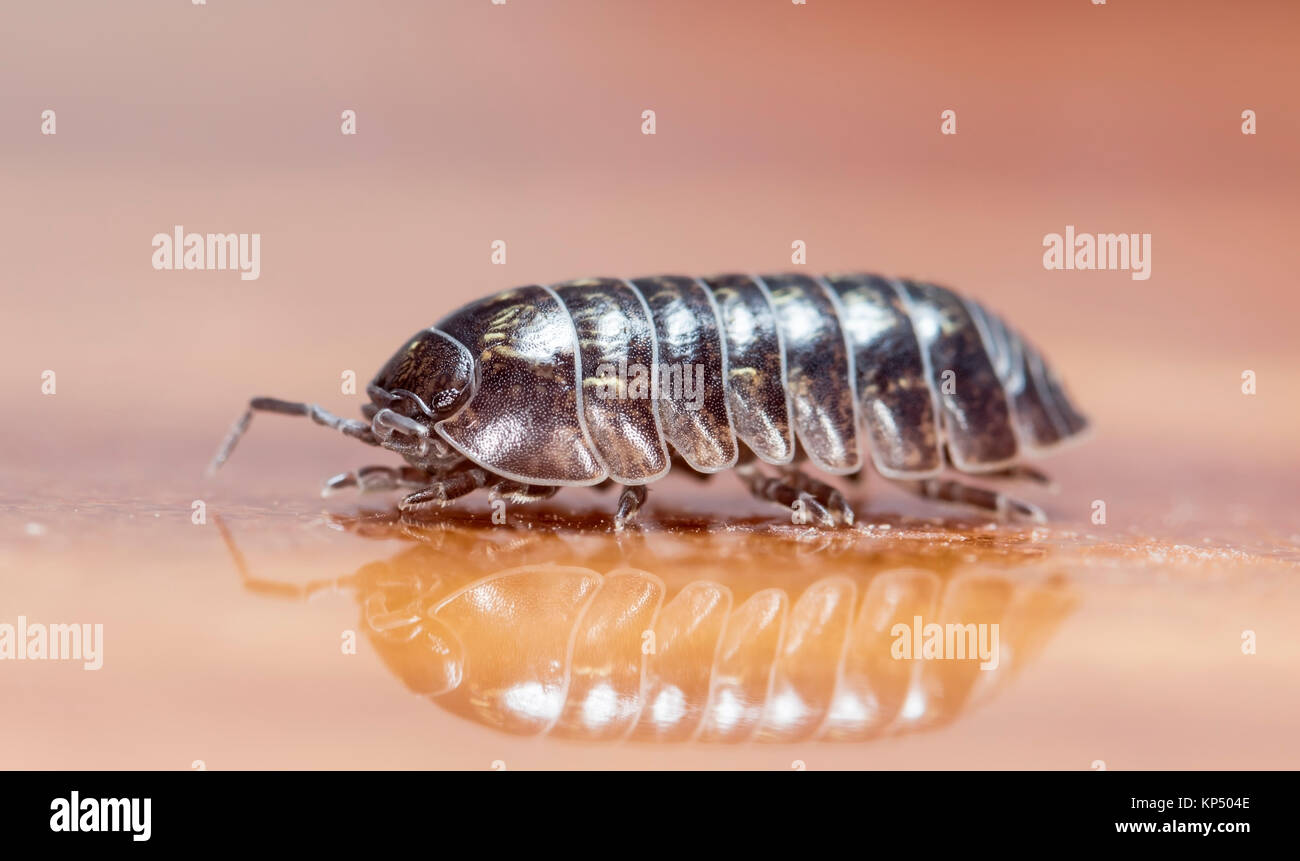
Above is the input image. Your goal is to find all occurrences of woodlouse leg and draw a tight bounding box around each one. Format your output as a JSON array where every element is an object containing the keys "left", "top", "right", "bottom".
[
  {"left": 941, "top": 444, "right": 1057, "bottom": 490},
  {"left": 207, "top": 397, "right": 380, "bottom": 475},
  {"left": 321, "top": 465, "right": 431, "bottom": 497},
  {"left": 736, "top": 463, "right": 837, "bottom": 528},
  {"left": 397, "top": 467, "right": 490, "bottom": 516},
  {"left": 901, "top": 478, "right": 1046, "bottom": 524},
  {"left": 489, "top": 481, "right": 560, "bottom": 505},
  {"left": 779, "top": 468, "right": 855, "bottom": 526},
  {"left": 979, "top": 464, "right": 1058, "bottom": 491},
  {"left": 614, "top": 484, "right": 648, "bottom": 531}
]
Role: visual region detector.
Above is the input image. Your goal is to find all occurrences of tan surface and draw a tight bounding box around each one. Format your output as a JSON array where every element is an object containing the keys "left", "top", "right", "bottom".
[
  {"left": 2, "top": 0, "right": 1298, "bottom": 769},
  {"left": 2, "top": 488, "right": 1298, "bottom": 769}
]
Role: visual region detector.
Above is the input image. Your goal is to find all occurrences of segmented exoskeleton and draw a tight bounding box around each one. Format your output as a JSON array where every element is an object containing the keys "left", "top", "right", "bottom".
[{"left": 210, "top": 274, "right": 1089, "bottom": 526}]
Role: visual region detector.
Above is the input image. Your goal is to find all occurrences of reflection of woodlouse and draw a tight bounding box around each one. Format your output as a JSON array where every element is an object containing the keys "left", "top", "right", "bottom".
[
  {"left": 348, "top": 556, "right": 1074, "bottom": 743},
  {"left": 220, "top": 518, "right": 1075, "bottom": 743},
  {"left": 210, "top": 274, "right": 1088, "bottom": 526}
]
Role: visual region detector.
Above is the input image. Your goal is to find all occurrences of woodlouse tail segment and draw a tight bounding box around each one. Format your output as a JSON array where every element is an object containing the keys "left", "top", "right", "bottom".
[
  {"left": 960, "top": 296, "right": 1091, "bottom": 455},
  {"left": 205, "top": 397, "right": 379, "bottom": 477}
]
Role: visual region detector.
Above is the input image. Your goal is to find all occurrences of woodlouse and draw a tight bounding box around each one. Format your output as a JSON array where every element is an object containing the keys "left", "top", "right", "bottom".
[{"left": 209, "top": 274, "right": 1089, "bottom": 526}]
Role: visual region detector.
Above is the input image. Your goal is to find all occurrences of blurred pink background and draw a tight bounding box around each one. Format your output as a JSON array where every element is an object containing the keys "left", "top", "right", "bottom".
[{"left": 4, "top": 0, "right": 1298, "bottom": 497}]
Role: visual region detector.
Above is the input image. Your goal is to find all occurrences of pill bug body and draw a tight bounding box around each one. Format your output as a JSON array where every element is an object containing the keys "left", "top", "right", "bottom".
[{"left": 211, "top": 273, "right": 1088, "bottom": 525}]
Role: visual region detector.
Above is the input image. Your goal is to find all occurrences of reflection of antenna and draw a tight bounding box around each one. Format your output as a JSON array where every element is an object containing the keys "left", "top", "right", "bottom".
[
  {"left": 214, "top": 516, "right": 357, "bottom": 600},
  {"left": 220, "top": 517, "right": 1077, "bottom": 744}
]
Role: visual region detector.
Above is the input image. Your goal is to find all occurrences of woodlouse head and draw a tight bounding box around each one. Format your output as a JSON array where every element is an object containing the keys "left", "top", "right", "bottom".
[
  {"left": 364, "top": 328, "right": 477, "bottom": 467},
  {"left": 360, "top": 569, "right": 464, "bottom": 697},
  {"left": 366, "top": 327, "right": 476, "bottom": 421}
]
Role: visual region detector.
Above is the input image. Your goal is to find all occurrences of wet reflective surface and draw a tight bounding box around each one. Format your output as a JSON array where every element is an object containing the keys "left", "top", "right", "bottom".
[
  {"left": 5, "top": 466, "right": 1298, "bottom": 769},
  {"left": 222, "top": 513, "right": 1080, "bottom": 743}
]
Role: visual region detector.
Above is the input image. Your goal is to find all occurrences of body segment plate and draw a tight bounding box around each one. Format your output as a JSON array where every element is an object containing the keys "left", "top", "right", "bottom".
[
  {"left": 553, "top": 278, "right": 671, "bottom": 484},
  {"left": 759, "top": 273, "right": 861, "bottom": 474},
  {"left": 895, "top": 280, "right": 1018, "bottom": 470},
  {"left": 434, "top": 286, "right": 606, "bottom": 485},
  {"left": 702, "top": 274, "right": 795, "bottom": 465},
  {"left": 824, "top": 273, "right": 942, "bottom": 476},
  {"left": 629, "top": 276, "right": 737, "bottom": 472}
]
